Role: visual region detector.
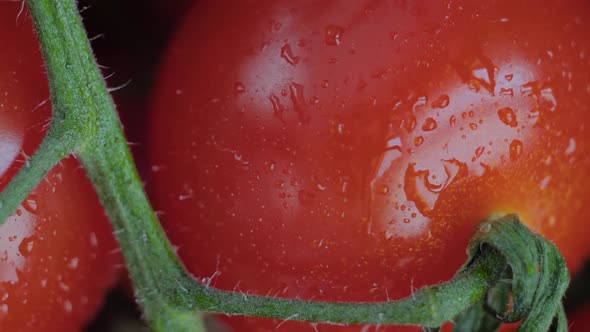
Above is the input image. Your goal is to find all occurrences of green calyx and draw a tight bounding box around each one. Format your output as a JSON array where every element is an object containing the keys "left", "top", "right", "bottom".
[{"left": 0, "top": 1, "right": 570, "bottom": 331}]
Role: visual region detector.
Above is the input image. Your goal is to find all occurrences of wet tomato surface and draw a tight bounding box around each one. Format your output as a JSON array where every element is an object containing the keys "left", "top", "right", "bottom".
[{"left": 149, "top": 0, "right": 590, "bottom": 330}]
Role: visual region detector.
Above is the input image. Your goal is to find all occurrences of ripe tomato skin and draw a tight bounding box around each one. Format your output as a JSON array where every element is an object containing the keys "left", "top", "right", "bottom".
[
  {"left": 149, "top": 0, "right": 590, "bottom": 331},
  {"left": 0, "top": 5, "right": 121, "bottom": 331}
]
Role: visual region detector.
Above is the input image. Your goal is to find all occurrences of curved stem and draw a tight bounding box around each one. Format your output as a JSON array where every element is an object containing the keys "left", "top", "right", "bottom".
[
  {"left": 170, "top": 247, "right": 504, "bottom": 327},
  {"left": 25, "top": 0, "right": 207, "bottom": 330},
  {"left": 20, "top": 0, "right": 571, "bottom": 331}
]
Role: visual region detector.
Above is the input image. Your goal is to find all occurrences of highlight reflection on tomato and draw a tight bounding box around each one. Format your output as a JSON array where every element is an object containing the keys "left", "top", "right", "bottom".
[
  {"left": 149, "top": 0, "right": 590, "bottom": 330},
  {"left": 0, "top": 4, "right": 121, "bottom": 331}
]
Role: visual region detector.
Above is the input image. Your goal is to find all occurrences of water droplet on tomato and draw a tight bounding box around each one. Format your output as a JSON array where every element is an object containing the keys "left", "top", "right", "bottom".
[
  {"left": 68, "top": 257, "right": 79, "bottom": 270},
  {"left": 89, "top": 232, "right": 98, "bottom": 247},
  {"left": 63, "top": 300, "right": 73, "bottom": 314},
  {"left": 18, "top": 236, "right": 35, "bottom": 258},
  {"left": 504, "top": 73, "right": 513, "bottom": 81},
  {"left": 565, "top": 138, "right": 576, "bottom": 155},
  {"left": 234, "top": 82, "right": 246, "bottom": 93},
  {"left": 403, "top": 115, "right": 417, "bottom": 132},
  {"left": 269, "top": 93, "right": 287, "bottom": 118},
  {"left": 539, "top": 176, "right": 551, "bottom": 191},
  {"left": 449, "top": 115, "right": 457, "bottom": 127},
  {"left": 497, "top": 107, "right": 517, "bottom": 127},
  {"left": 431, "top": 94, "right": 450, "bottom": 109},
  {"left": 280, "top": 43, "right": 300, "bottom": 65},
  {"left": 421, "top": 117, "right": 437, "bottom": 131},
  {"left": 324, "top": 25, "right": 344, "bottom": 46},
  {"left": 509, "top": 139, "right": 523, "bottom": 161},
  {"left": 469, "top": 123, "right": 478, "bottom": 130},
  {"left": 403, "top": 160, "right": 463, "bottom": 214},
  {"left": 475, "top": 146, "right": 485, "bottom": 158},
  {"left": 22, "top": 196, "right": 39, "bottom": 214},
  {"left": 539, "top": 87, "right": 557, "bottom": 112},
  {"left": 412, "top": 96, "right": 428, "bottom": 113},
  {"left": 414, "top": 136, "right": 424, "bottom": 147},
  {"left": 289, "top": 82, "right": 310, "bottom": 122}
]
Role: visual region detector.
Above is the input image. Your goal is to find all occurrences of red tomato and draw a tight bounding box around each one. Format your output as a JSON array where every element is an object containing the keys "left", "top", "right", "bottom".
[
  {"left": 0, "top": 5, "right": 121, "bottom": 331},
  {"left": 149, "top": 0, "right": 590, "bottom": 331}
]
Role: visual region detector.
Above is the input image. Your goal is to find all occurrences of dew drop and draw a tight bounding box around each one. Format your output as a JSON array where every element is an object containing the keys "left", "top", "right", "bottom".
[
  {"left": 414, "top": 136, "right": 424, "bottom": 147},
  {"left": 280, "top": 43, "right": 300, "bottom": 65},
  {"left": 412, "top": 96, "right": 428, "bottom": 112},
  {"left": 63, "top": 300, "right": 73, "bottom": 314},
  {"left": 421, "top": 117, "right": 438, "bottom": 131},
  {"left": 509, "top": 140, "right": 523, "bottom": 161},
  {"left": 539, "top": 176, "right": 551, "bottom": 191},
  {"left": 565, "top": 138, "right": 576, "bottom": 155},
  {"left": 269, "top": 93, "right": 287, "bottom": 118},
  {"left": 504, "top": 73, "right": 513, "bottom": 81},
  {"left": 403, "top": 115, "right": 417, "bottom": 132},
  {"left": 234, "top": 82, "right": 246, "bottom": 93},
  {"left": 475, "top": 146, "right": 485, "bottom": 158},
  {"left": 431, "top": 95, "right": 450, "bottom": 109},
  {"left": 324, "top": 25, "right": 344, "bottom": 46},
  {"left": 449, "top": 115, "right": 457, "bottom": 127},
  {"left": 18, "top": 236, "right": 35, "bottom": 258},
  {"left": 539, "top": 87, "right": 557, "bottom": 112},
  {"left": 68, "top": 257, "right": 79, "bottom": 270},
  {"left": 89, "top": 232, "right": 98, "bottom": 247},
  {"left": 469, "top": 123, "right": 478, "bottom": 130},
  {"left": 497, "top": 107, "right": 518, "bottom": 127},
  {"left": 22, "top": 196, "right": 39, "bottom": 214},
  {"left": 289, "top": 82, "right": 310, "bottom": 122}
]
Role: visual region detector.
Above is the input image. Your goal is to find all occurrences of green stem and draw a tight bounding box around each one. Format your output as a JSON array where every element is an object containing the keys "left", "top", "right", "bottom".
[
  {"left": 24, "top": 0, "right": 205, "bottom": 330},
  {"left": 0, "top": 134, "right": 68, "bottom": 223},
  {"left": 10, "top": 0, "right": 571, "bottom": 331}
]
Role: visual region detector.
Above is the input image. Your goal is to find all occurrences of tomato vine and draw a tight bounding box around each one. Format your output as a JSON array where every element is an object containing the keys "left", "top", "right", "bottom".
[{"left": 0, "top": 1, "right": 571, "bottom": 331}]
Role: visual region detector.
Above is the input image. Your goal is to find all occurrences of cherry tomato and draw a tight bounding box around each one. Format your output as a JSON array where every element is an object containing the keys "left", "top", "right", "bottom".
[
  {"left": 0, "top": 5, "right": 121, "bottom": 331},
  {"left": 148, "top": 0, "right": 590, "bottom": 330}
]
